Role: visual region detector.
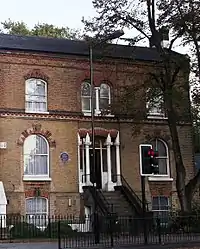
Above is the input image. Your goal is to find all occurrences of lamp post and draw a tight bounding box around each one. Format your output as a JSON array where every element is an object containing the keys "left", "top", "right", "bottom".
[{"left": 88, "top": 30, "right": 124, "bottom": 244}]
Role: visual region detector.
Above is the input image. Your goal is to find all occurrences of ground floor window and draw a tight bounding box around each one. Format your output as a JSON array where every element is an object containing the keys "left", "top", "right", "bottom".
[
  {"left": 152, "top": 196, "right": 170, "bottom": 224},
  {"left": 26, "top": 197, "right": 48, "bottom": 227}
]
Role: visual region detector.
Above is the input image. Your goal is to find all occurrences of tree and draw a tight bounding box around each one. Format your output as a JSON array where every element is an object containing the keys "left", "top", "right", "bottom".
[
  {"left": 0, "top": 19, "right": 82, "bottom": 39},
  {"left": 158, "top": 0, "right": 200, "bottom": 82},
  {"left": 83, "top": 0, "right": 198, "bottom": 212}
]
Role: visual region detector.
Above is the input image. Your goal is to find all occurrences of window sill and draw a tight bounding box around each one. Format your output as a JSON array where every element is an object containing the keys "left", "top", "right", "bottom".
[
  {"left": 147, "top": 114, "right": 167, "bottom": 119},
  {"left": 148, "top": 176, "right": 173, "bottom": 181},
  {"left": 83, "top": 112, "right": 114, "bottom": 117},
  {"left": 25, "top": 111, "right": 49, "bottom": 114},
  {"left": 23, "top": 176, "right": 52, "bottom": 181}
]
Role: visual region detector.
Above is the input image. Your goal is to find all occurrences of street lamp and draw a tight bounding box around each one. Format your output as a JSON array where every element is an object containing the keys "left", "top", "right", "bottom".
[{"left": 88, "top": 30, "right": 124, "bottom": 244}]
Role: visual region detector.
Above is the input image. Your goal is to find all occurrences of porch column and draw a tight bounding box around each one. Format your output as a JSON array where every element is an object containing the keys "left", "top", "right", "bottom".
[
  {"left": 78, "top": 134, "right": 83, "bottom": 192},
  {"left": 115, "top": 132, "right": 121, "bottom": 185},
  {"left": 85, "top": 133, "right": 91, "bottom": 185},
  {"left": 95, "top": 87, "right": 100, "bottom": 115},
  {"left": 105, "top": 133, "right": 114, "bottom": 191}
]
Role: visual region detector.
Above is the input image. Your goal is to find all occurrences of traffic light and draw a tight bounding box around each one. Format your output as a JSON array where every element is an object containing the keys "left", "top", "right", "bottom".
[
  {"left": 148, "top": 149, "right": 159, "bottom": 174},
  {"left": 139, "top": 144, "right": 159, "bottom": 176}
]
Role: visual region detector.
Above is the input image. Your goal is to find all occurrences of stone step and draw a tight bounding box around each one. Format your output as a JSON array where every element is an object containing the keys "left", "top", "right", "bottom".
[{"left": 99, "top": 190, "right": 137, "bottom": 217}]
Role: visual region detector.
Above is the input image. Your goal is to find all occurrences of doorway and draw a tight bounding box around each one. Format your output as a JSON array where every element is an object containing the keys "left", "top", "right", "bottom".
[{"left": 89, "top": 149, "right": 102, "bottom": 189}]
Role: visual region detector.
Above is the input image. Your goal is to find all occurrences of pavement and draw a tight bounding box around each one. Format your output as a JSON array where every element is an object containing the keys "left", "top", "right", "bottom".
[{"left": 0, "top": 242, "right": 58, "bottom": 249}]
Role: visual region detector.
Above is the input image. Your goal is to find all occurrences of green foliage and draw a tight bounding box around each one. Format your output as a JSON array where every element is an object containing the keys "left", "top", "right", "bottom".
[
  {"left": 1, "top": 19, "right": 82, "bottom": 39},
  {"left": 10, "top": 222, "right": 44, "bottom": 238},
  {"left": 45, "top": 221, "right": 76, "bottom": 238}
]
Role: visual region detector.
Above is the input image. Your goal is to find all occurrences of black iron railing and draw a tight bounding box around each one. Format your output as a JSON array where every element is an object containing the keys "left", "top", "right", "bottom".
[
  {"left": 114, "top": 174, "right": 148, "bottom": 214},
  {"left": 82, "top": 174, "right": 113, "bottom": 215},
  {"left": 58, "top": 214, "right": 200, "bottom": 248}
]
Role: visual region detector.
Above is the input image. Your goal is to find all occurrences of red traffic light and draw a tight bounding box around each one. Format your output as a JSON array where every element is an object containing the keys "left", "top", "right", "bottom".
[
  {"left": 148, "top": 148, "right": 154, "bottom": 157},
  {"left": 148, "top": 149, "right": 159, "bottom": 157}
]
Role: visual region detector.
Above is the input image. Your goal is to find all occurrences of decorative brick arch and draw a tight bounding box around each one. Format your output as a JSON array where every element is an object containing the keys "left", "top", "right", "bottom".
[
  {"left": 24, "top": 69, "right": 49, "bottom": 82},
  {"left": 78, "top": 127, "right": 118, "bottom": 138},
  {"left": 17, "top": 123, "right": 56, "bottom": 147},
  {"left": 78, "top": 72, "right": 100, "bottom": 87},
  {"left": 78, "top": 71, "right": 115, "bottom": 87}
]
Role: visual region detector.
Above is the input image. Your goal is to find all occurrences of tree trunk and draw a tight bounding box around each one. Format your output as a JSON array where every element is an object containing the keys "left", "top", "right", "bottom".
[{"left": 165, "top": 96, "right": 190, "bottom": 212}]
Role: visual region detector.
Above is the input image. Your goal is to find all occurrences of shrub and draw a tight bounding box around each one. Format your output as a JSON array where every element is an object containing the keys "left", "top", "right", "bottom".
[
  {"left": 45, "top": 221, "right": 76, "bottom": 238},
  {"left": 10, "top": 222, "right": 44, "bottom": 238}
]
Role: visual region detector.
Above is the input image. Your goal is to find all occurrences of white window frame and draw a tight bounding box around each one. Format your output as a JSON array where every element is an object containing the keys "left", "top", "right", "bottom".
[
  {"left": 81, "top": 81, "right": 91, "bottom": 113},
  {"left": 26, "top": 197, "right": 48, "bottom": 229},
  {"left": 99, "top": 83, "right": 111, "bottom": 112},
  {"left": 148, "top": 138, "right": 173, "bottom": 181},
  {"left": 25, "top": 78, "right": 48, "bottom": 114},
  {"left": 81, "top": 82, "right": 111, "bottom": 116},
  {"left": 23, "top": 135, "right": 51, "bottom": 181}
]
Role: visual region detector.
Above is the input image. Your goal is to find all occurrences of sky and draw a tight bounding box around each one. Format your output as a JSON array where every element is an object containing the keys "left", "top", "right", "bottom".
[
  {"left": 0, "top": 0, "right": 95, "bottom": 30},
  {"left": 0, "top": 0, "right": 189, "bottom": 55}
]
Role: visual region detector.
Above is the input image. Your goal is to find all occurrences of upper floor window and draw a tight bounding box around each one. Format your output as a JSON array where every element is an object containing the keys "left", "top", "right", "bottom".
[
  {"left": 146, "top": 88, "right": 165, "bottom": 117},
  {"left": 25, "top": 78, "right": 47, "bottom": 113},
  {"left": 23, "top": 135, "right": 50, "bottom": 180},
  {"left": 151, "top": 138, "right": 169, "bottom": 176},
  {"left": 26, "top": 197, "right": 48, "bottom": 227},
  {"left": 81, "top": 82, "right": 111, "bottom": 114}
]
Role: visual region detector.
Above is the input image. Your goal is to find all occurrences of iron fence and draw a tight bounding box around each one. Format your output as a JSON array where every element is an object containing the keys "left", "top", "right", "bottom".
[
  {"left": 0, "top": 214, "right": 200, "bottom": 248},
  {"left": 58, "top": 214, "right": 200, "bottom": 248}
]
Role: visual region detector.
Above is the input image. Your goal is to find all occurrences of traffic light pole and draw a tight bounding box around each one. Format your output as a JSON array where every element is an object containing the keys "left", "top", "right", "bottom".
[{"left": 141, "top": 175, "right": 148, "bottom": 244}]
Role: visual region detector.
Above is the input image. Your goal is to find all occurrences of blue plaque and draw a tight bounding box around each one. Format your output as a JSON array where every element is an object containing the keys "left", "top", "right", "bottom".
[{"left": 60, "top": 152, "right": 69, "bottom": 163}]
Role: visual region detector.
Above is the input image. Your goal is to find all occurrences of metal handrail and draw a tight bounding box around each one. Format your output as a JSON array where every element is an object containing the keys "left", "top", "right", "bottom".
[
  {"left": 96, "top": 188, "right": 113, "bottom": 213},
  {"left": 82, "top": 174, "right": 113, "bottom": 214},
  {"left": 120, "top": 175, "right": 144, "bottom": 207},
  {"left": 114, "top": 174, "right": 148, "bottom": 211}
]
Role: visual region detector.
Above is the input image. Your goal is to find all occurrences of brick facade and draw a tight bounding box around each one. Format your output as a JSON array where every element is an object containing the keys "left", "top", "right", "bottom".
[{"left": 0, "top": 42, "right": 194, "bottom": 216}]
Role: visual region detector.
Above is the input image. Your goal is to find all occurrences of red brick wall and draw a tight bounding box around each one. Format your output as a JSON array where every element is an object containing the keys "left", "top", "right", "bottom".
[{"left": 0, "top": 50, "right": 194, "bottom": 215}]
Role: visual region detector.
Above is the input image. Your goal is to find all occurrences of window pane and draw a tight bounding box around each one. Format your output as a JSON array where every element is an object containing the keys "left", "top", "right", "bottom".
[
  {"left": 152, "top": 197, "right": 159, "bottom": 210},
  {"left": 82, "top": 97, "right": 91, "bottom": 111},
  {"left": 157, "top": 141, "right": 167, "bottom": 156},
  {"left": 36, "top": 136, "right": 47, "bottom": 154},
  {"left": 25, "top": 79, "right": 47, "bottom": 112},
  {"left": 81, "top": 82, "right": 91, "bottom": 96},
  {"left": 102, "top": 149, "right": 107, "bottom": 172},
  {"left": 26, "top": 80, "right": 45, "bottom": 96},
  {"left": 24, "top": 155, "right": 48, "bottom": 175},
  {"left": 24, "top": 135, "right": 48, "bottom": 176},
  {"left": 158, "top": 158, "right": 167, "bottom": 174},
  {"left": 160, "top": 196, "right": 169, "bottom": 210},
  {"left": 100, "top": 98, "right": 109, "bottom": 109},
  {"left": 147, "top": 88, "right": 164, "bottom": 114},
  {"left": 26, "top": 198, "right": 47, "bottom": 227},
  {"left": 24, "top": 135, "right": 47, "bottom": 154},
  {"left": 100, "top": 84, "right": 110, "bottom": 98}
]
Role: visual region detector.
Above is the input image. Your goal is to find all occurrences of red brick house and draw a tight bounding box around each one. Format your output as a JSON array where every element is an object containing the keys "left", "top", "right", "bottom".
[{"left": 0, "top": 33, "right": 194, "bottom": 223}]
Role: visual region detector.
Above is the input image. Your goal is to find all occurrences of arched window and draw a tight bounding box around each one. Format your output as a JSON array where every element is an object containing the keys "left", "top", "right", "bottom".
[
  {"left": 81, "top": 82, "right": 91, "bottom": 112},
  {"left": 100, "top": 83, "right": 111, "bottom": 110},
  {"left": 146, "top": 88, "right": 165, "bottom": 117},
  {"left": 26, "top": 197, "right": 48, "bottom": 227},
  {"left": 81, "top": 82, "right": 111, "bottom": 114},
  {"left": 23, "top": 135, "right": 49, "bottom": 179},
  {"left": 151, "top": 138, "right": 169, "bottom": 176},
  {"left": 25, "top": 78, "right": 47, "bottom": 113}
]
